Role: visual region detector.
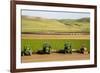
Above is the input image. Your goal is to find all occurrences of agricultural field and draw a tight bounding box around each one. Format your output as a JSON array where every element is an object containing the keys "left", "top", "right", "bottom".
[
  {"left": 21, "top": 16, "right": 90, "bottom": 33},
  {"left": 21, "top": 34, "right": 90, "bottom": 62},
  {"left": 21, "top": 38, "right": 90, "bottom": 52},
  {"left": 21, "top": 15, "right": 90, "bottom": 62}
]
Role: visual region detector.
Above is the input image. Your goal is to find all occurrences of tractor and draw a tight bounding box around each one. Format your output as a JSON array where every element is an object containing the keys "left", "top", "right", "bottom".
[
  {"left": 64, "top": 42, "right": 72, "bottom": 54},
  {"left": 42, "top": 42, "right": 51, "bottom": 54},
  {"left": 37, "top": 42, "right": 51, "bottom": 54},
  {"left": 80, "top": 44, "right": 88, "bottom": 54},
  {"left": 21, "top": 46, "right": 32, "bottom": 56}
]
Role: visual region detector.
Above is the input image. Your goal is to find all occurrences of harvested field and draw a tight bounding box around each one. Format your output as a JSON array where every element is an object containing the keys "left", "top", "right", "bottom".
[
  {"left": 21, "top": 53, "right": 90, "bottom": 63},
  {"left": 22, "top": 34, "right": 90, "bottom": 39}
]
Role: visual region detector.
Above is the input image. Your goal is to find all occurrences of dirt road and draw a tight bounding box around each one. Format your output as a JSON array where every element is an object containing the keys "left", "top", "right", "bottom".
[{"left": 21, "top": 53, "right": 90, "bottom": 63}]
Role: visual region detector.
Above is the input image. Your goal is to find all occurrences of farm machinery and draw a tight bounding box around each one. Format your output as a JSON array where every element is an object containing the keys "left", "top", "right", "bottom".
[
  {"left": 79, "top": 44, "right": 88, "bottom": 54},
  {"left": 64, "top": 42, "right": 72, "bottom": 54},
  {"left": 37, "top": 42, "right": 51, "bottom": 54},
  {"left": 21, "top": 42, "right": 88, "bottom": 56},
  {"left": 21, "top": 46, "right": 32, "bottom": 56}
]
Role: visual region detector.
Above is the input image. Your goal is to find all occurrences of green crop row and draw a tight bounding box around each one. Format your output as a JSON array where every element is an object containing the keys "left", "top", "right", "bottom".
[{"left": 21, "top": 39, "right": 90, "bottom": 52}]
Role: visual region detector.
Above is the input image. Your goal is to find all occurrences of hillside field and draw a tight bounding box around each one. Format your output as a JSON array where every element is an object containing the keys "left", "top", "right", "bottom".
[{"left": 21, "top": 16, "right": 90, "bottom": 33}]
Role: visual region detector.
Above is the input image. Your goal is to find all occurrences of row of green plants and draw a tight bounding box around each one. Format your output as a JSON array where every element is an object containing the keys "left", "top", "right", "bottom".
[{"left": 21, "top": 42, "right": 88, "bottom": 56}]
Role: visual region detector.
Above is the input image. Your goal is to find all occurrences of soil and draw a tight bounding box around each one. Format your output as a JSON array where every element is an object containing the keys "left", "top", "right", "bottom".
[{"left": 21, "top": 53, "right": 90, "bottom": 63}]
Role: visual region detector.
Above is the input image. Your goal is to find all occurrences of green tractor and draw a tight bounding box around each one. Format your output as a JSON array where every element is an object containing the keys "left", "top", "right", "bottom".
[
  {"left": 37, "top": 42, "right": 51, "bottom": 54},
  {"left": 21, "top": 46, "right": 32, "bottom": 56},
  {"left": 42, "top": 42, "right": 51, "bottom": 54},
  {"left": 64, "top": 42, "right": 72, "bottom": 54}
]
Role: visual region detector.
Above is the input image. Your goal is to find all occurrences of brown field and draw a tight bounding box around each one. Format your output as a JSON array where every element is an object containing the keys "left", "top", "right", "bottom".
[
  {"left": 22, "top": 34, "right": 89, "bottom": 39},
  {"left": 22, "top": 53, "right": 90, "bottom": 63}
]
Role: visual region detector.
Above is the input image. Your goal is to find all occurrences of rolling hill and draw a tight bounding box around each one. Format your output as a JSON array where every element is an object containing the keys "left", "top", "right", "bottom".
[{"left": 21, "top": 16, "right": 90, "bottom": 33}]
